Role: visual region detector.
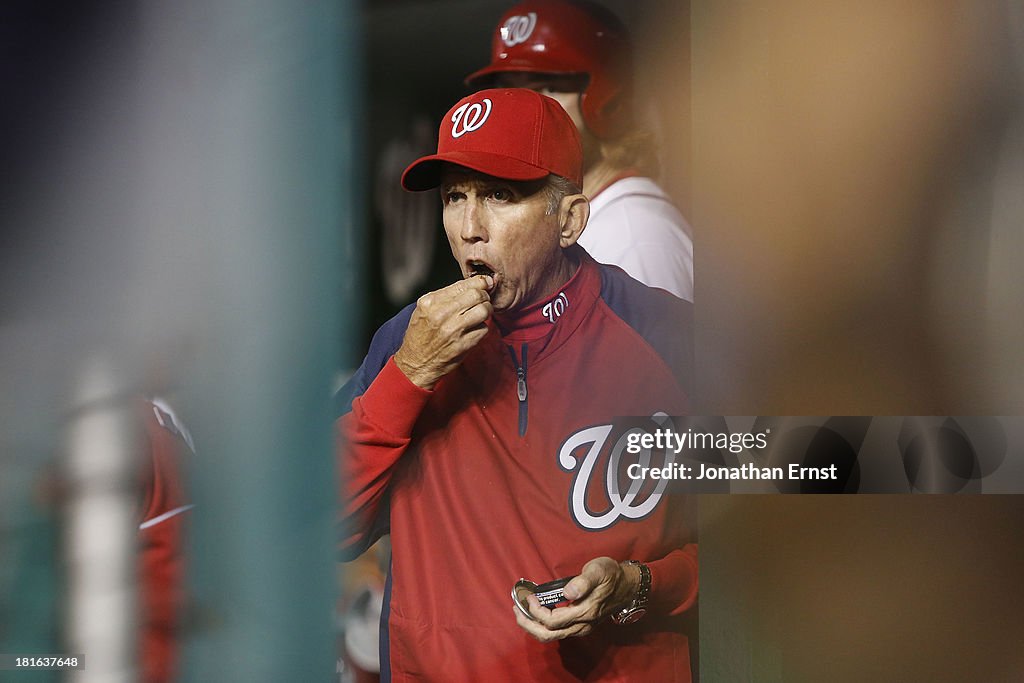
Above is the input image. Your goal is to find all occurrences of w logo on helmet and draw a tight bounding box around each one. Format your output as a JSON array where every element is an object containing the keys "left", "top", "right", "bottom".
[
  {"left": 450, "top": 98, "right": 492, "bottom": 138},
  {"left": 500, "top": 12, "right": 537, "bottom": 47}
]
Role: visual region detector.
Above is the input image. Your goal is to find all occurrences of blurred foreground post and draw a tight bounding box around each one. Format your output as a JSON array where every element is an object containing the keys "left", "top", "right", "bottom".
[{"left": 64, "top": 360, "right": 139, "bottom": 683}]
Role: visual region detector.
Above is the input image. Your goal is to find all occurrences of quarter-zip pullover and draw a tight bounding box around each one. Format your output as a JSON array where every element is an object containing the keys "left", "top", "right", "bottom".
[{"left": 338, "top": 250, "right": 697, "bottom": 682}]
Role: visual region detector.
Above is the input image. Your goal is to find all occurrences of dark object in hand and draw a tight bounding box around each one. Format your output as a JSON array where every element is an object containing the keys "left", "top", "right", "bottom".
[{"left": 512, "top": 576, "right": 576, "bottom": 620}]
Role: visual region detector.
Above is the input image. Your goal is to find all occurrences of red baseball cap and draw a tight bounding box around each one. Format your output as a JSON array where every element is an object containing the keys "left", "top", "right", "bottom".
[{"left": 401, "top": 88, "right": 582, "bottom": 191}]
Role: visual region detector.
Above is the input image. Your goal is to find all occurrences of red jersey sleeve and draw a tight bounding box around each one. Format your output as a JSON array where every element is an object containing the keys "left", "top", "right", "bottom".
[
  {"left": 647, "top": 544, "right": 699, "bottom": 616},
  {"left": 338, "top": 357, "right": 432, "bottom": 559}
]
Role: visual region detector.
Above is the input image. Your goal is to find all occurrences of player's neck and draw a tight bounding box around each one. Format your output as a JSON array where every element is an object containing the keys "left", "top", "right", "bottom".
[
  {"left": 583, "top": 159, "right": 638, "bottom": 199},
  {"left": 493, "top": 249, "right": 584, "bottom": 341}
]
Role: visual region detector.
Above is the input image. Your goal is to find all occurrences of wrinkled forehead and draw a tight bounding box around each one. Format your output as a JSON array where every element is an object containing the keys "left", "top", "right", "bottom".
[{"left": 439, "top": 165, "right": 548, "bottom": 195}]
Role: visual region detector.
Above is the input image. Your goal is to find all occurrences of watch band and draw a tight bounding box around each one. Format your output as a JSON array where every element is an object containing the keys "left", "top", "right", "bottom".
[{"left": 610, "top": 560, "right": 651, "bottom": 625}]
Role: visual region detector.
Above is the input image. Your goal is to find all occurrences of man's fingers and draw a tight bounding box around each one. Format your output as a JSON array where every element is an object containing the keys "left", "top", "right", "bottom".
[
  {"left": 420, "top": 278, "right": 493, "bottom": 320},
  {"left": 515, "top": 606, "right": 556, "bottom": 642},
  {"left": 456, "top": 288, "right": 492, "bottom": 318},
  {"left": 527, "top": 594, "right": 597, "bottom": 631},
  {"left": 453, "top": 276, "right": 493, "bottom": 318},
  {"left": 525, "top": 594, "right": 551, "bottom": 621},
  {"left": 450, "top": 274, "right": 493, "bottom": 295},
  {"left": 514, "top": 605, "right": 594, "bottom": 643},
  {"left": 460, "top": 300, "right": 492, "bottom": 328},
  {"left": 537, "top": 602, "right": 597, "bottom": 630},
  {"left": 562, "top": 574, "right": 592, "bottom": 602},
  {"left": 466, "top": 277, "right": 493, "bottom": 295},
  {"left": 455, "top": 325, "right": 490, "bottom": 356},
  {"left": 438, "top": 300, "right": 490, "bottom": 339}
]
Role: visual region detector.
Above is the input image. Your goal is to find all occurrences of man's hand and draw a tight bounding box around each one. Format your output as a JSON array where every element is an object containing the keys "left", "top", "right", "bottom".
[
  {"left": 514, "top": 557, "right": 641, "bottom": 643},
  {"left": 394, "top": 275, "right": 494, "bottom": 389}
]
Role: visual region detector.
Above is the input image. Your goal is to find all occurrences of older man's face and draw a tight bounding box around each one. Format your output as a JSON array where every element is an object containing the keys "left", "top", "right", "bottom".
[{"left": 440, "top": 167, "right": 567, "bottom": 312}]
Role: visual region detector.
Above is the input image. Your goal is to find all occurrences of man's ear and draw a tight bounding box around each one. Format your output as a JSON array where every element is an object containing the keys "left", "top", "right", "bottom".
[{"left": 558, "top": 194, "right": 590, "bottom": 248}]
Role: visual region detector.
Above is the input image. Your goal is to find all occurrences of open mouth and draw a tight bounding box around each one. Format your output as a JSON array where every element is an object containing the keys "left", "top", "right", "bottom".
[{"left": 467, "top": 260, "right": 495, "bottom": 278}]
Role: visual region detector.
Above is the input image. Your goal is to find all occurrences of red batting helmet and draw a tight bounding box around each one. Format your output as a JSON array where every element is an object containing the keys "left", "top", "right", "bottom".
[{"left": 465, "top": 0, "right": 633, "bottom": 140}]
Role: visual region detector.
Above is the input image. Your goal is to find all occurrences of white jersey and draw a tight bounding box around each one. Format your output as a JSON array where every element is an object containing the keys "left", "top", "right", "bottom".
[{"left": 579, "top": 176, "right": 694, "bottom": 301}]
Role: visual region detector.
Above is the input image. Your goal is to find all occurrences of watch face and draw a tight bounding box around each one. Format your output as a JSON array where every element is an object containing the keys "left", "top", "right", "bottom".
[{"left": 618, "top": 608, "right": 647, "bottom": 625}]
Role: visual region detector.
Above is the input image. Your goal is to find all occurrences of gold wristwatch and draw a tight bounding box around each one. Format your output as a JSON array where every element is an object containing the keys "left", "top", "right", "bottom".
[{"left": 610, "top": 560, "right": 651, "bottom": 625}]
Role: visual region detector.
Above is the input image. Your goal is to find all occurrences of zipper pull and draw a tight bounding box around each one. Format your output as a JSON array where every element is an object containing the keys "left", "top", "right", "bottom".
[{"left": 507, "top": 344, "right": 529, "bottom": 436}]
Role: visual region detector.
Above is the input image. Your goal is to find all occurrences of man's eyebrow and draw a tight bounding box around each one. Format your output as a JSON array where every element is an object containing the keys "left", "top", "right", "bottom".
[{"left": 441, "top": 178, "right": 494, "bottom": 192}]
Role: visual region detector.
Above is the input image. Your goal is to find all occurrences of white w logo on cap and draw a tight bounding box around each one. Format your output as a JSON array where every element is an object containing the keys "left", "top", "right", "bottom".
[
  {"left": 450, "top": 98, "right": 492, "bottom": 138},
  {"left": 500, "top": 13, "right": 537, "bottom": 47}
]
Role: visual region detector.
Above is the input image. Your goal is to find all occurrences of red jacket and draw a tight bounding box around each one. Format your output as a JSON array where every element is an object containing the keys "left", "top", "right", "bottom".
[{"left": 339, "top": 253, "right": 698, "bottom": 682}]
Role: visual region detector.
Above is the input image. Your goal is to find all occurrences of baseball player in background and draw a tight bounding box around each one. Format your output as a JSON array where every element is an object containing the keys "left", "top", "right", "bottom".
[
  {"left": 138, "top": 398, "right": 193, "bottom": 683},
  {"left": 466, "top": 0, "right": 695, "bottom": 302},
  {"left": 337, "top": 88, "right": 697, "bottom": 682}
]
